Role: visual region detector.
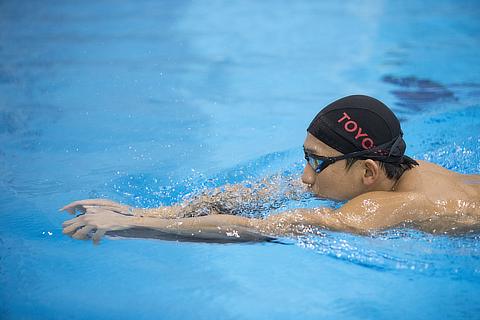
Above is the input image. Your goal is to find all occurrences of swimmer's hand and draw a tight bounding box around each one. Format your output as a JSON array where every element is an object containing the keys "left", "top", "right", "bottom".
[
  {"left": 62, "top": 207, "right": 135, "bottom": 244},
  {"left": 60, "top": 199, "right": 180, "bottom": 218},
  {"left": 59, "top": 199, "right": 134, "bottom": 216}
]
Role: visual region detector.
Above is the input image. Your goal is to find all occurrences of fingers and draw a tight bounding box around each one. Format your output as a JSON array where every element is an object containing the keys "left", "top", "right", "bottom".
[
  {"left": 72, "top": 225, "right": 96, "bottom": 240},
  {"left": 62, "top": 219, "right": 75, "bottom": 228},
  {"left": 59, "top": 199, "right": 95, "bottom": 213},
  {"left": 62, "top": 213, "right": 110, "bottom": 244},
  {"left": 92, "top": 229, "right": 106, "bottom": 245},
  {"left": 65, "top": 199, "right": 119, "bottom": 208},
  {"left": 59, "top": 199, "right": 125, "bottom": 214},
  {"left": 63, "top": 219, "right": 106, "bottom": 243},
  {"left": 82, "top": 205, "right": 133, "bottom": 216},
  {"left": 62, "top": 214, "right": 85, "bottom": 227},
  {"left": 63, "top": 221, "right": 85, "bottom": 235}
]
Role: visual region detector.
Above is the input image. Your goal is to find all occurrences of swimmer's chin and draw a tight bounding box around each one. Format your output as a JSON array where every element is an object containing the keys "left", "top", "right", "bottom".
[
  {"left": 309, "top": 189, "right": 331, "bottom": 200},
  {"left": 311, "top": 189, "right": 345, "bottom": 201}
]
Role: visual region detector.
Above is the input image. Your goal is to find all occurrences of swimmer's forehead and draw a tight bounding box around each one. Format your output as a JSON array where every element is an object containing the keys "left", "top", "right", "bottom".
[{"left": 303, "top": 133, "right": 342, "bottom": 157}]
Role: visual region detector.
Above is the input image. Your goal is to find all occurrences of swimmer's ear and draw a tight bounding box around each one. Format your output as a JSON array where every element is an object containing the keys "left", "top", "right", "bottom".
[{"left": 362, "top": 159, "right": 380, "bottom": 186}]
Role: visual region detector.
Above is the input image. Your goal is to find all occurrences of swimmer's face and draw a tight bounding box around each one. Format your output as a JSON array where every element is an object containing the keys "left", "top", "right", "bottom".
[{"left": 301, "top": 133, "right": 367, "bottom": 200}]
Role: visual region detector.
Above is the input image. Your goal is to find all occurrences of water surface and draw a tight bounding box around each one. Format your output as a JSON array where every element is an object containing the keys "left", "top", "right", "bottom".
[{"left": 1, "top": 1, "right": 480, "bottom": 319}]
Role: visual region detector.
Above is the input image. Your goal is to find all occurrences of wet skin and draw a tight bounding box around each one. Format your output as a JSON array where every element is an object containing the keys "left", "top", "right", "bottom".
[{"left": 60, "top": 133, "right": 480, "bottom": 243}]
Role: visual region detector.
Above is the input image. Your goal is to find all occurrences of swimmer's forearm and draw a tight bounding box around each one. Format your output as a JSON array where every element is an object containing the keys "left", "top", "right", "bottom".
[
  {"left": 112, "top": 214, "right": 274, "bottom": 242},
  {"left": 107, "top": 214, "right": 273, "bottom": 241},
  {"left": 133, "top": 214, "right": 264, "bottom": 237},
  {"left": 125, "top": 208, "right": 340, "bottom": 239}
]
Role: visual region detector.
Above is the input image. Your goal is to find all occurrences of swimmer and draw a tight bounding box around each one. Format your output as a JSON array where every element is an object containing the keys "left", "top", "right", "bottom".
[{"left": 60, "top": 95, "right": 480, "bottom": 243}]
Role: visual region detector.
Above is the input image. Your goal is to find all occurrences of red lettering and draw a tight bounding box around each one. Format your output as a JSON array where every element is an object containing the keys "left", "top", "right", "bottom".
[
  {"left": 344, "top": 121, "right": 357, "bottom": 132},
  {"left": 337, "top": 112, "right": 376, "bottom": 148},
  {"left": 354, "top": 127, "right": 369, "bottom": 140},
  {"left": 362, "top": 138, "right": 374, "bottom": 149},
  {"left": 337, "top": 112, "right": 351, "bottom": 123}
]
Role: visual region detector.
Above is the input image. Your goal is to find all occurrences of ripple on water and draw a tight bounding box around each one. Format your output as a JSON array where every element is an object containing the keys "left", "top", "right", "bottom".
[
  {"left": 382, "top": 75, "right": 458, "bottom": 112},
  {"left": 296, "top": 229, "right": 480, "bottom": 277}
]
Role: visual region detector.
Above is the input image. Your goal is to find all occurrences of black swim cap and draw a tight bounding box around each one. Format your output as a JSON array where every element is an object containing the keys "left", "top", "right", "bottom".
[{"left": 307, "top": 95, "right": 416, "bottom": 164}]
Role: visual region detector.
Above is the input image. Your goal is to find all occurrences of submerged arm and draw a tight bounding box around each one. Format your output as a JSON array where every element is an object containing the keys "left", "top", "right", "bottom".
[{"left": 140, "top": 174, "right": 308, "bottom": 218}]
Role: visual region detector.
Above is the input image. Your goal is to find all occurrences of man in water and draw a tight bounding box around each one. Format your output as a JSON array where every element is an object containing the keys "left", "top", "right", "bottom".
[{"left": 61, "top": 95, "right": 480, "bottom": 243}]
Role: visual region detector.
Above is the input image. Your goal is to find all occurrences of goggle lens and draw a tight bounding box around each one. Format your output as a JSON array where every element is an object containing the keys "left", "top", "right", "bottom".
[{"left": 304, "top": 152, "right": 326, "bottom": 173}]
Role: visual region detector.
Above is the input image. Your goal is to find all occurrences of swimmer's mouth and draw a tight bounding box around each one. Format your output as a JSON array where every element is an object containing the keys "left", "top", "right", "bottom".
[
  {"left": 307, "top": 188, "right": 333, "bottom": 200},
  {"left": 302, "top": 183, "right": 333, "bottom": 199},
  {"left": 304, "top": 185, "right": 316, "bottom": 194},
  {"left": 306, "top": 187, "right": 326, "bottom": 199},
  {"left": 302, "top": 186, "right": 338, "bottom": 201}
]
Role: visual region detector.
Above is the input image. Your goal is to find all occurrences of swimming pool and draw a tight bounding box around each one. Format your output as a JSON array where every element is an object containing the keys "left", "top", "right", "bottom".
[{"left": 1, "top": 0, "right": 479, "bottom": 319}]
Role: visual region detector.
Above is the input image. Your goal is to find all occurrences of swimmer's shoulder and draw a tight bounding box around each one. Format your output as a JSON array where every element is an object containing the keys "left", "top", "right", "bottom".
[
  {"left": 414, "top": 160, "right": 458, "bottom": 175},
  {"left": 395, "top": 160, "right": 457, "bottom": 192},
  {"left": 397, "top": 160, "right": 479, "bottom": 201}
]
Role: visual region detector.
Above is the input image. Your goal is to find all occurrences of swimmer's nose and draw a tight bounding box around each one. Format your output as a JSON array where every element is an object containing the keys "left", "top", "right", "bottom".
[{"left": 302, "top": 164, "right": 315, "bottom": 185}]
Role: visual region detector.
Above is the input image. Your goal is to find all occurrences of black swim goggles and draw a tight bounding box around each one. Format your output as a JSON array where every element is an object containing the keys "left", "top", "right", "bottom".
[
  {"left": 303, "top": 137, "right": 402, "bottom": 174},
  {"left": 303, "top": 148, "right": 353, "bottom": 173}
]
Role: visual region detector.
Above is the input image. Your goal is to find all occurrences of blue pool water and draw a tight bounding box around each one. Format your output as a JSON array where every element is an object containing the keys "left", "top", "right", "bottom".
[{"left": 1, "top": 1, "right": 480, "bottom": 319}]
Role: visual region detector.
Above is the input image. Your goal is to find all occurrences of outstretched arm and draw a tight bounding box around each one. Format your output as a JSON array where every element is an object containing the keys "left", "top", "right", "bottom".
[
  {"left": 62, "top": 206, "right": 334, "bottom": 243},
  {"left": 61, "top": 191, "right": 430, "bottom": 243}
]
